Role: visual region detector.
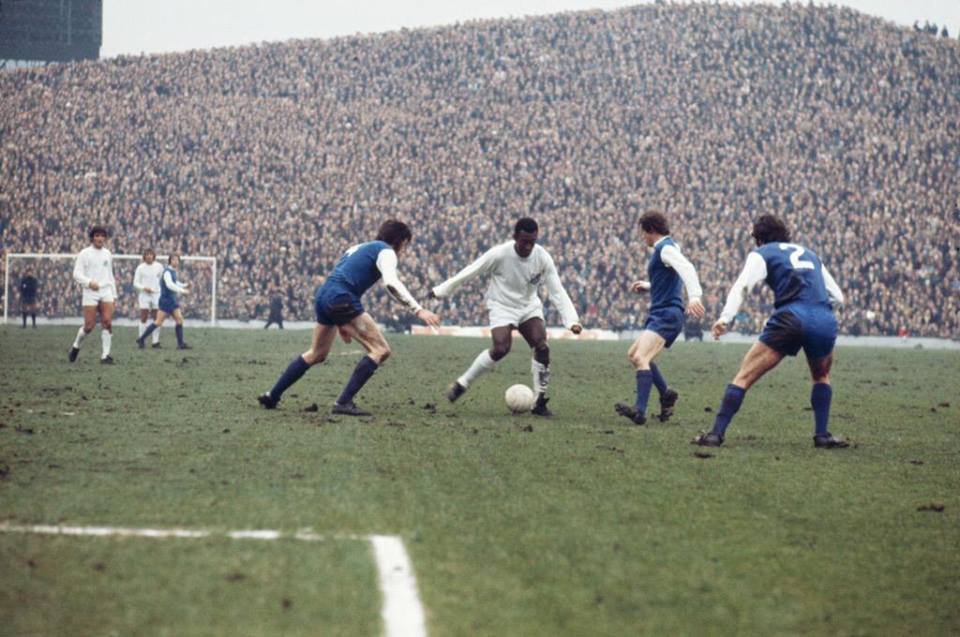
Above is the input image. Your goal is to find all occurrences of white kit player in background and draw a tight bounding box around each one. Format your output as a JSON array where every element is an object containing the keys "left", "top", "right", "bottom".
[
  {"left": 69, "top": 226, "right": 117, "bottom": 364},
  {"left": 431, "top": 217, "right": 582, "bottom": 417},
  {"left": 133, "top": 248, "right": 165, "bottom": 348}
]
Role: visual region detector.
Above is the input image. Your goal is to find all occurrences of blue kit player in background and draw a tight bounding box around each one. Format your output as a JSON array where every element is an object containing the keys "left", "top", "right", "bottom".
[
  {"left": 616, "top": 211, "right": 705, "bottom": 425},
  {"left": 694, "top": 214, "right": 848, "bottom": 448},
  {"left": 137, "top": 254, "right": 191, "bottom": 350},
  {"left": 258, "top": 219, "right": 441, "bottom": 416}
]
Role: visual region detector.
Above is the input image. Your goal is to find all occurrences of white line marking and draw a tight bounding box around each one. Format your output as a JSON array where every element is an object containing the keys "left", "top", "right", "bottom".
[
  {"left": 370, "top": 534, "right": 428, "bottom": 637},
  {"left": 228, "top": 529, "right": 282, "bottom": 540},
  {"left": 0, "top": 522, "right": 428, "bottom": 637}
]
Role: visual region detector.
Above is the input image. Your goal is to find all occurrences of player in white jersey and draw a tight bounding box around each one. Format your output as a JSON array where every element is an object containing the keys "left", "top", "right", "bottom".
[
  {"left": 133, "top": 248, "right": 165, "bottom": 348},
  {"left": 432, "top": 217, "right": 582, "bottom": 416},
  {"left": 69, "top": 226, "right": 117, "bottom": 364}
]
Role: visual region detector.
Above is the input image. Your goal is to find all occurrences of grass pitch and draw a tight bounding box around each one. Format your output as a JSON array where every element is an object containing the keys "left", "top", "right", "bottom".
[{"left": 1, "top": 326, "right": 958, "bottom": 636}]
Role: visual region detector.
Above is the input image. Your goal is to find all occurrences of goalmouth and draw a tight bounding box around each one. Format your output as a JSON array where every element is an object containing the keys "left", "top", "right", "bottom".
[{"left": 3, "top": 252, "right": 218, "bottom": 326}]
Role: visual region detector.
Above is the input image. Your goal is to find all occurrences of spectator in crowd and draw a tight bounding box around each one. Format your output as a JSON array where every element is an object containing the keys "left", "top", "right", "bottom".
[{"left": 0, "top": 3, "right": 957, "bottom": 338}]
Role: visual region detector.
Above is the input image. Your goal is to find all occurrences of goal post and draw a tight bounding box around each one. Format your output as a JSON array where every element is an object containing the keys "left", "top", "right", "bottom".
[{"left": 3, "top": 253, "right": 218, "bottom": 326}]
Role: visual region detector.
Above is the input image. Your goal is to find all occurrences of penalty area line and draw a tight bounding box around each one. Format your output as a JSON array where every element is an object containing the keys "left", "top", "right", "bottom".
[{"left": 0, "top": 522, "right": 427, "bottom": 637}]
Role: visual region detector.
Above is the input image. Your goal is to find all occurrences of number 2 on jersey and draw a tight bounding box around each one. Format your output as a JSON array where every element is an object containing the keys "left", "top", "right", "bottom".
[{"left": 779, "top": 243, "right": 815, "bottom": 270}]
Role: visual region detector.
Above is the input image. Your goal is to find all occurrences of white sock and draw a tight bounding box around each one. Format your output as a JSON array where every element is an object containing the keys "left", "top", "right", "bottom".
[
  {"left": 73, "top": 327, "right": 88, "bottom": 349},
  {"left": 458, "top": 350, "right": 497, "bottom": 388},
  {"left": 152, "top": 324, "right": 161, "bottom": 344},
  {"left": 532, "top": 359, "right": 550, "bottom": 396},
  {"left": 101, "top": 330, "right": 112, "bottom": 358},
  {"left": 138, "top": 322, "right": 146, "bottom": 338}
]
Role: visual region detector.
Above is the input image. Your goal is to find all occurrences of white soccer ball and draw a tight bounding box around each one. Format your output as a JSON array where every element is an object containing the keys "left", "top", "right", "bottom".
[{"left": 504, "top": 384, "right": 536, "bottom": 414}]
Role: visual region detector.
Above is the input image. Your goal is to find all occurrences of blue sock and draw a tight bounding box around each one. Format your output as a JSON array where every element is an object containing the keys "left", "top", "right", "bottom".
[
  {"left": 811, "top": 383, "right": 832, "bottom": 435},
  {"left": 336, "top": 356, "right": 379, "bottom": 406},
  {"left": 649, "top": 362, "right": 668, "bottom": 395},
  {"left": 634, "top": 370, "right": 653, "bottom": 416},
  {"left": 140, "top": 323, "right": 158, "bottom": 343},
  {"left": 269, "top": 355, "right": 311, "bottom": 402},
  {"left": 711, "top": 384, "right": 746, "bottom": 437},
  {"left": 175, "top": 324, "right": 184, "bottom": 347}
]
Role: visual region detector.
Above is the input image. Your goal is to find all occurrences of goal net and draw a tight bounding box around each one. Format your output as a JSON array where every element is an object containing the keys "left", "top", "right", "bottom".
[{"left": 3, "top": 253, "right": 218, "bottom": 325}]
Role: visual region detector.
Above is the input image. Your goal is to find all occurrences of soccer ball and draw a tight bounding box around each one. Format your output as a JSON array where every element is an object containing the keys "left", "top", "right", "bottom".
[{"left": 504, "top": 384, "right": 536, "bottom": 413}]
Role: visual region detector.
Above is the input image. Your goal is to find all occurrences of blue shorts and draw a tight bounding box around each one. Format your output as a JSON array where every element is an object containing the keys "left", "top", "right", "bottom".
[
  {"left": 315, "top": 292, "right": 363, "bottom": 326},
  {"left": 158, "top": 298, "right": 179, "bottom": 314},
  {"left": 760, "top": 307, "right": 837, "bottom": 361},
  {"left": 644, "top": 306, "right": 685, "bottom": 348}
]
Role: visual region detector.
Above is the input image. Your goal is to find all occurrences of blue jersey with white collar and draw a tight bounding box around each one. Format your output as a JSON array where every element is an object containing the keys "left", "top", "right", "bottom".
[
  {"left": 648, "top": 237, "right": 684, "bottom": 312},
  {"left": 319, "top": 241, "right": 390, "bottom": 300},
  {"left": 159, "top": 266, "right": 179, "bottom": 306},
  {"left": 755, "top": 242, "right": 831, "bottom": 310}
]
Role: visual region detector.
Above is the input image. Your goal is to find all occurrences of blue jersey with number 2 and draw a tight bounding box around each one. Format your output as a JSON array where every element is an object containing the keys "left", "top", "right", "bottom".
[{"left": 755, "top": 242, "right": 831, "bottom": 310}]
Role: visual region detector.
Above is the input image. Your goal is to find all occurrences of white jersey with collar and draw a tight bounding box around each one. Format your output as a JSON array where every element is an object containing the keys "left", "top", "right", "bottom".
[
  {"left": 73, "top": 246, "right": 116, "bottom": 292},
  {"left": 134, "top": 262, "right": 164, "bottom": 293},
  {"left": 433, "top": 241, "right": 580, "bottom": 329}
]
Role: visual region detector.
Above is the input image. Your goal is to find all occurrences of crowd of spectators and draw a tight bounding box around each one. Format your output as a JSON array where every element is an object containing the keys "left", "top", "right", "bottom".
[{"left": 1, "top": 2, "right": 958, "bottom": 337}]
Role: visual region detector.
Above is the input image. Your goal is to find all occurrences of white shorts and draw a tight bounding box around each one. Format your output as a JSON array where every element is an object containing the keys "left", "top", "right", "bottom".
[
  {"left": 138, "top": 292, "right": 161, "bottom": 311},
  {"left": 488, "top": 302, "right": 544, "bottom": 329},
  {"left": 82, "top": 286, "right": 116, "bottom": 306}
]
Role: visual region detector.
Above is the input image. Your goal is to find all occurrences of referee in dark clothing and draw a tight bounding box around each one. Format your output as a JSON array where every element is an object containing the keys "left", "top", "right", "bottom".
[
  {"left": 19, "top": 270, "right": 39, "bottom": 328},
  {"left": 264, "top": 288, "right": 284, "bottom": 329}
]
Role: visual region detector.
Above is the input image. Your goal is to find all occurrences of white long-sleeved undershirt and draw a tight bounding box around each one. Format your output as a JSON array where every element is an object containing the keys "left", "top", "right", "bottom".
[
  {"left": 657, "top": 239, "right": 703, "bottom": 300},
  {"left": 376, "top": 248, "right": 422, "bottom": 313},
  {"left": 162, "top": 270, "right": 189, "bottom": 295},
  {"left": 718, "top": 252, "right": 845, "bottom": 325}
]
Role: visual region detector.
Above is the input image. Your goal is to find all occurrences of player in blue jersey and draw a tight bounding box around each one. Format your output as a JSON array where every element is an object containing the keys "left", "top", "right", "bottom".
[
  {"left": 258, "top": 220, "right": 441, "bottom": 416},
  {"left": 694, "top": 215, "right": 848, "bottom": 448},
  {"left": 615, "top": 211, "right": 705, "bottom": 425},
  {"left": 136, "top": 254, "right": 192, "bottom": 350}
]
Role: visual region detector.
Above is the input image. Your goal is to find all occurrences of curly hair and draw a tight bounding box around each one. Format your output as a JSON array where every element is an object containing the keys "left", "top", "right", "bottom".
[
  {"left": 639, "top": 211, "right": 670, "bottom": 235},
  {"left": 376, "top": 219, "right": 413, "bottom": 250},
  {"left": 751, "top": 215, "right": 791, "bottom": 245}
]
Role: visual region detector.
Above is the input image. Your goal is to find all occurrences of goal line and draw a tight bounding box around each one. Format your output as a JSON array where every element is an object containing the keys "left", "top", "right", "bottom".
[
  {"left": 0, "top": 521, "right": 427, "bottom": 637},
  {"left": 3, "top": 252, "right": 218, "bottom": 326}
]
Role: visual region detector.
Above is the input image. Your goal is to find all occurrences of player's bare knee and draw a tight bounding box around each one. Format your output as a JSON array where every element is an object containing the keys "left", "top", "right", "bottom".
[
  {"left": 532, "top": 341, "right": 549, "bottom": 364},
  {"left": 372, "top": 346, "right": 391, "bottom": 364},
  {"left": 629, "top": 350, "right": 650, "bottom": 369},
  {"left": 303, "top": 351, "right": 325, "bottom": 366},
  {"left": 490, "top": 342, "right": 511, "bottom": 360}
]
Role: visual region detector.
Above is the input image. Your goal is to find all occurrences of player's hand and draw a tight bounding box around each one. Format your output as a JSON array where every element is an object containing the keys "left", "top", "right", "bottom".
[
  {"left": 88, "top": 281, "right": 100, "bottom": 291},
  {"left": 686, "top": 298, "right": 706, "bottom": 319},
  {"left": 630, "top": 280, "right": 651, "bottom": 294},
  {"left": 570, "top": 324, "right": 583, "bottom": 335},
  {"left": 144, "top": 287, "right": 155, "bottom": 294},
  {"left": 711, "top": 320, "right": 728, "bottom": 340},
  {"left": 417, "top": 308, "right": 441, "bottom": 327}
]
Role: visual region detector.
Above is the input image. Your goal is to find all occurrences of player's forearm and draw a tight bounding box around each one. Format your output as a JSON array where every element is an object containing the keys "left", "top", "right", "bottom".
[
  {"left": 433, "top": 262, "right": 483, "bottom": 298},
  {"left": 73, "top": 262, "right": 91, "bottom": 287},
  {"left": 382, "top": 276, "right": 423, "bottom": 314},
  {"left": 718, "top": 287, "right": 746, "bottom": 325},
  {"left": 822, "top": 266, "right": 845, "bottom": 305},
  {"left": 545, "top": 271, "right": 580, "bottom": 328},
  {"left": 661, "top": 247, "right": 703, "bottom": 299}
]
